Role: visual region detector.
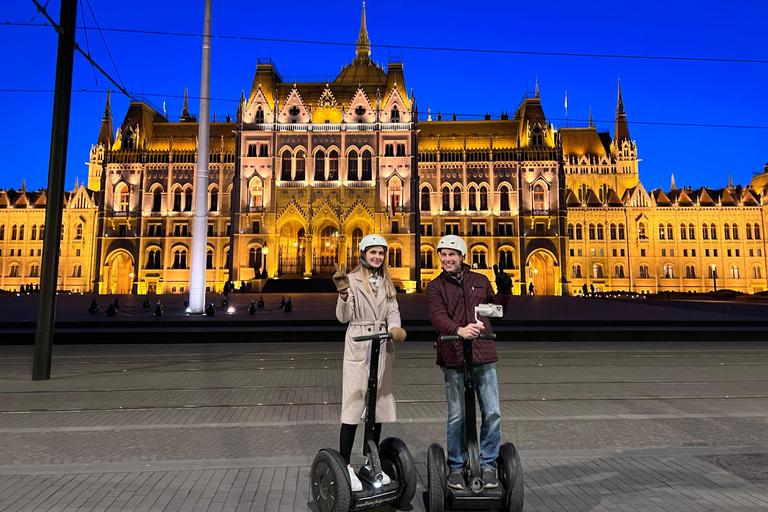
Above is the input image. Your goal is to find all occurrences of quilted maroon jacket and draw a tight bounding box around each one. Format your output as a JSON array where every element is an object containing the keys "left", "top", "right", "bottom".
[{"left": 426, "top": 263, "right": 511, "bottom": 367}]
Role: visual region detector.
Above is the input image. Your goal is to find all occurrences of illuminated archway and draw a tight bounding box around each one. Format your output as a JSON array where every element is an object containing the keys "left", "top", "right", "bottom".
[
  {"left": 106, "top": 250, "right": 134, "bottom": 294},
  {"left": 525, "top": 249, "right": 558, "bottom": 296}
]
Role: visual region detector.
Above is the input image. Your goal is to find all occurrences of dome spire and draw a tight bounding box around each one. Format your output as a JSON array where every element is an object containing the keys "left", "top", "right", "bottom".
[{"left": 356, "top": 2, "right": 371, "bottom": 59}]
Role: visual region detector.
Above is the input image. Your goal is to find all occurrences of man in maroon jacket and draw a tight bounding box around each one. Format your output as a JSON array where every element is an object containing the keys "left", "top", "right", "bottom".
[{"left": 427, "top": 235, "right": 512, "bottom": 491}]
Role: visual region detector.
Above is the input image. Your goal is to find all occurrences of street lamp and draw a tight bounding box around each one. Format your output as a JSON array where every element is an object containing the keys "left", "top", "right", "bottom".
[
  {"left": 712, "top": 264, "right": 718, "bottom": 300},
  {"left": 262, "top": 244, "right": 269, "bottom": 277}
]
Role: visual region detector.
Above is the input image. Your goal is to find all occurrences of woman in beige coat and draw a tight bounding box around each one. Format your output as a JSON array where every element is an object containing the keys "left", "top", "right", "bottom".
[{"left": 333, "top": 234, "right": 407, "bottom": 491}]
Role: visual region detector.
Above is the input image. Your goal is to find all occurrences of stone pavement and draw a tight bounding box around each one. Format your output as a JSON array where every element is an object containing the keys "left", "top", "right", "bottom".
[{"left": 1, "top": 341, "right": 768, "bottom": 511}]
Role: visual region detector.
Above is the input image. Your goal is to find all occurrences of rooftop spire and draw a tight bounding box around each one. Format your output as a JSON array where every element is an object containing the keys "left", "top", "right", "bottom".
[
  {"left": 671, "top": 174, "right": 676, "bottom": 190},
  {"left": 729, "top": 174, "right": 734, "bottom": 189},
  {"left": 616, "top": 79, "right": 625, "bottom": 114},
  {"left": 181, "top": 86, "right": 190, "bottom": 118},
  {"left": 535, "top": 78, "right": 539, "bottom": 98},
  {"left": 614, "top": 79, "right": 630, "bottom": 143},
  {"left": 589, "top": 106, "right": 593, "bottom": 128},
  {"left": 356, "top": 2, "right": 371, "bottom": 59},
  {"left": 103, "top": 88, "right": 111, "bottom": 118}
]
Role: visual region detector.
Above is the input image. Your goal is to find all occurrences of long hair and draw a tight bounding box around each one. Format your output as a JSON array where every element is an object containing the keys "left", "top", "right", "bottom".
[{"left": 349, "top": 248, "right": 397, "bottom": 299}]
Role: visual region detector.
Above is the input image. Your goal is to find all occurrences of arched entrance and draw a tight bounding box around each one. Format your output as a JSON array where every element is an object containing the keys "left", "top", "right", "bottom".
[
  {"left": 106, "top": 251, "right": 134, "bottom": 294},
  {"left": 278, "top": 221, "right": 305, "bottom": 275},
  {"left": 526, "top": 250, "right": 558, "bottom": 296},
  {"left": 314, "top": 224, "right": 340, "bottom": 274}
]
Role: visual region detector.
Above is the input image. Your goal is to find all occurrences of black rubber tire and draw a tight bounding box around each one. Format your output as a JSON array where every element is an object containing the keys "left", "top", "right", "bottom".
[
  {"left": 311, "top": 448, "right": 351, "bottom": 512},
  {"left": 379, "top": 437, "right": 417, "bottom": 509},
  {"left": 427, "top": 443, "right": 446, "bottom": 512},
  {"left": 498, "top": 443, "right": 524, "bottom": 512}
]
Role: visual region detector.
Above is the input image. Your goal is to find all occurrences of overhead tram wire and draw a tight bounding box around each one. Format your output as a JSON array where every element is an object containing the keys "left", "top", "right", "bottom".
[
  {"left": 5, "top": 21, "right": 768, "bottom": 66},
  {"left": 2, "top": 88, "right": 768, "bottom": 132}
]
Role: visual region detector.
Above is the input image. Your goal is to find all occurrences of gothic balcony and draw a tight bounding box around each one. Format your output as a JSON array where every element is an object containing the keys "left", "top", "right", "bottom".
[
  {"left": 276, "top": 181, "right": 306, "bottom": 188},
  {"left": 345, "top": 181, "right": 375, "bottom": 188},
  {"left": 249, "top": 206, "right": 264, "bottom": 213},
  {"left": 311, "top": 181, "right": 341, "bottom": 188}
]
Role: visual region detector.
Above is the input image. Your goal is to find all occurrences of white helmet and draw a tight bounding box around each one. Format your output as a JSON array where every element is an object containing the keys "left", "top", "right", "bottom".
[
  {"left": 359, "top": 234, "right": 388, "bottom": 252},
  {"left": 436, "top": 235, "right": 466, "bottom": 256}
]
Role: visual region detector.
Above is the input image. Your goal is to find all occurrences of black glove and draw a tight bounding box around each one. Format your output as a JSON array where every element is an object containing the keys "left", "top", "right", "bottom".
[{"left": 493, "top": 261, "right": 512, "bottom": 295}]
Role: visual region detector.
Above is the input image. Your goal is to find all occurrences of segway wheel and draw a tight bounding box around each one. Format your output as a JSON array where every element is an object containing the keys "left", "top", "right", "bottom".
[
  {"left": 379, "top": 437, "right": 417, "bottom": 509},
  {"left": 427, "top": 443, "right": 446, "bottom": 512},
  {"left": 498, "top": 443, "right": 524, "bottom": 512},
  {"left": 311, "top": 449, "right": 351, "bottom": 512}
]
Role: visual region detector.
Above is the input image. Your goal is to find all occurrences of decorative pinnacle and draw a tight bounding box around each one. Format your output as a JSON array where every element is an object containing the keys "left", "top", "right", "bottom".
[
  {"left": 617, "top": 79, "right": 625, "bottom": 114},
  {"left": 356, "top": 1, "right": 371, "bottom": 59},
  {"left": 104, "top": 88, "right": 112, "bottom": 118}
]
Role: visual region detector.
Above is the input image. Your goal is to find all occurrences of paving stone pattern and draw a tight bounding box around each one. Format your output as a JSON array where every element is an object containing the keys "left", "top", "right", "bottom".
[{"left": 1, "top": 341, "right": 768, "bottom": 511}]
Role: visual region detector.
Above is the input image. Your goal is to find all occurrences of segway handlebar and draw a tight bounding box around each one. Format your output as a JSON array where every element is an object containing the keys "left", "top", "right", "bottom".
[
  {"left": 352, "top": 332, "right": 393, "bottom": 342},
  {"left": 440, "top": 333, "right": 497, "bottom": 341}
]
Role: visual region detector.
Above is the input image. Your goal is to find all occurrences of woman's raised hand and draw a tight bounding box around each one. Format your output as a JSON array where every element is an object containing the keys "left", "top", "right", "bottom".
[{"left": 333, "top": 263, "right": 350, "bottom": 292}]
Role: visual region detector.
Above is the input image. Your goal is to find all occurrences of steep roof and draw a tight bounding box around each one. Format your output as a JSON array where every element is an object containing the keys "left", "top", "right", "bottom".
[{"left": 560, "top": 127, "right": 610, "bottom": 157}]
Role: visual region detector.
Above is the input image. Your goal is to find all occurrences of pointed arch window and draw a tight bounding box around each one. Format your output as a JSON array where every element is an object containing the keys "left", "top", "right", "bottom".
[
  {"left": 688, "top": 223, "right": 695, "bottom": 240},
  {"left": 347, "top": 150, "right": 359, "bottom": 181},
  {"left": 468, "top": 186, "right": 477, "bottom": 211},
  {"left": 421, "top": 187, "right": 431, "bottom": 212},
  {"left": 295, "top": 151, "right": 306, "bottom": 181},
  {"left": 172, "top": 248, "right": 188, "bottom": 269},
  {"left": 184, "top": 189, "right": 193, "bottom": 212},
  {"left": 724, "top": 223, "right": 731, "bottom": 240},
  {"left": 746, "top": 223, "right": 753, "bottom": 240},
  {"left": 638, "top": 222, "right": 647, "bottom": 240},
  {"left": 575, "top": 223, "right": 583, "bottom": 240},
  {"left": 593, "top": 264, "right": 604, "bottom": 279},
  {"left": 702, "top": 223, "right": 709, "bottom": 240},
  {"left": 658, "top": 224, "right": 666, "bottom": 240},
  {"left": 499, "top": 249, "right": 515, "bottom": 270},
  {"left": 567, "top": 223, "right": 574, "bottom": 240},
  {"left": 75, "top": 223, "right": 83, "bottom": 240},
  {"left": 680, "top": 223, "right": 687, "bottom": 240},
  {"left": 442, "top": 187, "right": 451, "bottom": 211},
  {"left": 619, "top": 223, "right": 626, "bottom": 240},
  {"left": 588, "top": 224, "right": 596, "bottom": 240},
  {"left": 314, "top": 149, "right": 326, "bottom": 181},
  {"left": 532, "top": 183, "right": 545, "bottom": 211},
  {"left": 328, "top": 150, "right": 339, "bottom": 180},
  {"left": 172, "top": 188, "right": 182, "bottom": 211},
  {"left": 572, "top": 264, "right": 582, "bottom": 279},
  {"left": 710, "top": 223, "right": 717, "bottom": 240},
  {"left": 614, "top": 265, "right": 625, "bottom": 278},
  {"left": 499, "top": 185, "right": 510, "bottom": 212},
  {"left": 361, "top": 150, "right": 372, "bottom": 180},
  {"left": 19, "top": 225, "right": 25, "bottom": 241},
  {"left": 420, "top": 247, "right": 435, "bottom": 269},
  {"left": 390, "top": 105, "right": 400, "bottom": 123},
  {"left": 597, "top": 223, "right": 604, "bottom": 240},
  {"left": 755, "top": 223, "right": 762, "bottom": 239},
  {"left": 351, "top": 228, "right": 364, "bottom": 255},
  {"left": 206, "top": 249, "right": 214, "bottom": 269},
  {"left": 249, "top": 177, "right": 263, "bottom": 210},
  {"left": 730, "top": 265, "right": 740, "bottom": 279},
  {"left": 732, "top": 223, "right": 739, "bottom": 240},
  {"left": 209, "top": 187, "right": 219, "bottom": 212},
  {"left": 753, "top": 265, "right": 762, "bottom": 279},
  {"left": 11, "top": 225, "right": 17, "bottom": 240},
  {"left": 30, "top": 263, "right": 39, "bottom": 278},
  {"left": 666, "top": 223, "right": 674, "bottom": 240},
  {"left": 152, "top": 188, "right": 163, "bottom": 212},
  {"left": 453, "top": 185, "right": 462, "bottom": 211},
  {"left": 255, "top": 106, "right": 265, "bottom": 124},
  {"left": 31, "top": 225, "right": 37, "bottom": 241},
  {"left": 610, "top": 223, "right": 617, "bottom": 240},
  {"left": 0, "top": 224, "right": 4, "bottom": 241},
  {"left": 388, "top": 177, "right": 402, "bottom": 212},
  {"left": 479, "top": 186, "right": 489, "bottom": 211},
  {"left": 281, "top": 150, "right": 292, "bottom": 180},
  {"left": 388, "top": 246, "right": 403, "bottom": 268},
  {"left": 686, "top": 265, "right": 696, "bottom": 279},
  {"left": 664, "top": 264, "right": 674, "bottom": 278},
  {"left": 146, "top": 249, "right": 162, "bottom": 269}
]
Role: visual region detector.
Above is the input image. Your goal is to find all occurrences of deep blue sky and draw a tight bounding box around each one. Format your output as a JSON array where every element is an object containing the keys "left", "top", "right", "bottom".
[{"left": 2, "top": 0, "right": 767, "bottom": 192}]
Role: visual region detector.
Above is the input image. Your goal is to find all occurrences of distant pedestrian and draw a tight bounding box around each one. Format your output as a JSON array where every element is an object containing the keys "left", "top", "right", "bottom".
[
  {"left": 528, "top": 282, "right": 535, "bottom": 296},
  {"left": 223, "top": 280, "right": 230, "bottom": 299},
  {"left": 582, "top": 283, "right": 588, "bottom": 296},
  {"left": 34, "top": 283, "right": 40, "bottom": 294},
  {"left": 590, "top": 283, "right": 595, "bottom": 295},
  {"left": 240, "top": 280, "right": 246, "bottom": 293}
]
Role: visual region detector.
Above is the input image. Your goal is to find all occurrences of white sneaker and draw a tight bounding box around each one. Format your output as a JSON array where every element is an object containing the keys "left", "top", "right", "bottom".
[
  {"left": 348, "top": 466, "right": 363, "bottom": 492},
  {"left": 381, "top": 471, "right": 391, "bottom": 485}
]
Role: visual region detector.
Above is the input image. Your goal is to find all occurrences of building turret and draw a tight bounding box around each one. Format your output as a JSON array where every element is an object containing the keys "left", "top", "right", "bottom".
[{"left": 614, "top": 80, "right": 630, "bottom": 143}]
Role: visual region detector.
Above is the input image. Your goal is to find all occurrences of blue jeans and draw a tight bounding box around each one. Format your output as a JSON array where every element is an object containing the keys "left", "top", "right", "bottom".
[{"left": 442, "top": 363, "right": 501, "bottom": 471}]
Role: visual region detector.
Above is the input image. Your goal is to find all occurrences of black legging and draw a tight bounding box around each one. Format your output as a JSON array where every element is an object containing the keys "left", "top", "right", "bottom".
[{"left": 340, "top": 422, "right": 382, "bottom": 465}]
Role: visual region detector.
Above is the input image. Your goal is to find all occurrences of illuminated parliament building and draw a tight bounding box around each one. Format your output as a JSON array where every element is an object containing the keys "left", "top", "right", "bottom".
[{"left": 2, "top": 5, "right": 768, "bottom": 297}]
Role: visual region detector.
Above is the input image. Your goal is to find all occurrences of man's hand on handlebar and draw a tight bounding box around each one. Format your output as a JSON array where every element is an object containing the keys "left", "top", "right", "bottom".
[{"left": 456, "top": 322, "right": 484, "bottom": 340}]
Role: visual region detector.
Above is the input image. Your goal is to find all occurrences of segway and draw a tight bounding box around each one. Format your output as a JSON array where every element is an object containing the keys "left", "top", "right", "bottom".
[
  {"left": 311, "top": 331, "right": 417, "bottom": 511},
  {"left": 427, "top": 305, "right": 524, "bottom": 512}
]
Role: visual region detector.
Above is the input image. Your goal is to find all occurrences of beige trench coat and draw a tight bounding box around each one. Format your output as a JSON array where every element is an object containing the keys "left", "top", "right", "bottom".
[{"left": 336, "top": 272, "right": 401, "bottom": 424}]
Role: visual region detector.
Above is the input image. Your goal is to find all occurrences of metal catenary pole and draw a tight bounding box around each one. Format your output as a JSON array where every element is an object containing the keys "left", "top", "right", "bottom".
[
  {"left": 33, "top": 0, "right": 78, "bottom": 380},
  {"left": 188, "top": 0, "right": 213, "bottom": 313}
]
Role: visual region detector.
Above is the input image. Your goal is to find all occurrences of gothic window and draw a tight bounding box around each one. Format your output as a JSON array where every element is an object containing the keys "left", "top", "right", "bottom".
[
  {"left": 614, "top": 265, "right": 625, "bottom": 278},
  {"left": 479, "top": 187, "right": 489, "bottom": 211},
  {"left": 572, "top": 265, "right": 582, "bottom": 278},
  {"left": 499, "top": 185, "right": 510, "bottom": 211},
  {"left": 247, "top": 144, "right": 258, "bottom": 157},
  {"left": 11, "top": 224, "right": 17, "bottom": 240},
  {"left": 453, "top": 186, "right": 462, "bottom": 211},
  {"left": 667, "top": 223, "right": 674, "bottom": 240},
  {"left": 388, "top": 177, "right": 402, "bottom": 212},
  {"left": 421, "top": 187, "right": 431, "bottom": 211},
  {"left": 664, "top": 264, "right": 674, "bottom": 278},
  {"left": 75, "top": 223, "right": 83, "bottom": 240},
  {"left": 442, "top": 187, "right": 450, "bottom": 211},
  {"left": 206, "top": 249, "right": 214, "bottom": 269},
  {"left": 73, "top": 264, "right": 82, "bottom": 277},
  {"left": 9, "top": 264, "right": 19, "bottom": 278},
  {"left": 619, "top": 223, "right": 626, "bottom": 240},
  {"left": 610, "top": 223, "right": 617, "bottom": 240},
  {"left": 328, "top": 150, "right": 339, "bottom": 180},
  {"left": 688, "top": 223, "right": 695, "bottom": 240},
  {"left": 314, "top": 149, "right": 326, "bottom": 181},
  {"left": 593, "top": 264, "right": 603, "bottom": 279},
  {"left": 259, "top": 144, "right": 269, "bottom": 157},
  {"left": 724, "top": 223, "right": 731, "bottom": 240},
  {"left": 499, "top": 249, "right": 515, "bottom": 270},
  {"left": 249, "top": 177, "right": 263, "bottom": 209},
  {"left": 710, "top": 223, "right": 717, "bottom": 240},
  {"left": 732, "top": 223, "right": 739, "bottom": 240},
  {"left": 708, "top": 265, "right": 716, "bottom": 279},
  {"left": 184, "top": 189, "right": 193, "bottom": 211},
  {"left": 385, "top": 144, "right": 394, "bottom": 157},
  {"left": 420, "top": 247, "right": 434, "bottom": 269},
  {"left": 588, "top": 224, "right": 595, "bottom": 240},
  {"left": 19, "top": 225, "right": 25, "bottom": 240},
  {"left": 209, "top": 186, "right": 219, "bottom": 211},
  {"left": 746, "top": 223, "right": 753, "bottom": 239},
  {"left": 355, "top": 105, "right": 366, "bottom": 117},
  {"left": 30, "top": 264, "right": 39, "bottom": 277},
  {"left": 468, "top": 186, "right": 477, "bottom": 211},
  {"left": 172, "top": 248, "right": 188, "bottom": 269},
  {"left": 639, "top": 265, "right": 649, "bottom": 279},
  {"left": 348, "top": 150, "right": 359, "bottom": 181},
  {"left": 658, "top": 224, "right": 665, "bottom": 240},
  {"left": 702, "top": 223, "right": 709, "bottom": 240},
  {"left": 567, "top": 224, "right": 574, "bottom": 240},
  {"left": 390, "top": 105, "right": 400, "bottom": 123},
  {"left": 730, "top": 265, "right": 739, "bottom": 279},
  {"left": 117, "top": 184, "right": 130, "bottom": 212},
  {"left": 756, "top": 223, "right": 762, "bottom": 239},
  {"left": 638, "top": 222, "right": 647, "bottom": 239},
  {"left": 532, "top": 183, "right": 545, "bottom": 211},
  {"left": 152, "top": 188, "right": 162, "bottom": 212},
  {"left": 281, "top": 150, "right": 292, "bottom": 180},
  {"left": 146, "top": 249, "right": 161, "bottom": 269},
  {"left": 680, "top": 223, "right": 687, "bottom": 240},
  {"left": 289, "top": 105, "right": 300, "bottom": 116},
  {"left": 255, "top": 107, "right": 265, "bottom": 123},
  {"left": 597, "top": 224, "right": 604, "bottom": 240},
  {"left": 388, "top": 247, "right": 402, "bottom": 268},
  {"left": 295, "top": 151, "right": 306, "bottom": 180},
  {"left": 686, "top": 265, "right": 696, "bottom": 279},
  {"left": 396, "top": 144, "right": 406, "bottom": 157},
  {"left": 575, "top": 224, "right": 583, "bottom": 240},
  {"left": 31, "top": 225, "right": 37, "bottom": 240},
  {"left": 351, "top": 228, "right": 364, "bottom": 254},
  {"left": 361, "top": 150, "right": 372, "bottom": 180},
  {"left": 753, "top": 265, "right": 762, "bottom": 279},
  {"left": 0, "top": 225, "right": 4, "bottom": 240},
  {"left": 471, "top": 247, "right": 487, "bottom": 269}
]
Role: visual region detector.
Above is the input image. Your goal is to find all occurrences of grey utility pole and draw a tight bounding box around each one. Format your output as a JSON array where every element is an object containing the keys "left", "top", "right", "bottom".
[
  {"left": 188, "top": 0, "right": 213, "bottom": 313},
  {"left": 33, "top": 0, "right": 78, "bottom": 380}
]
